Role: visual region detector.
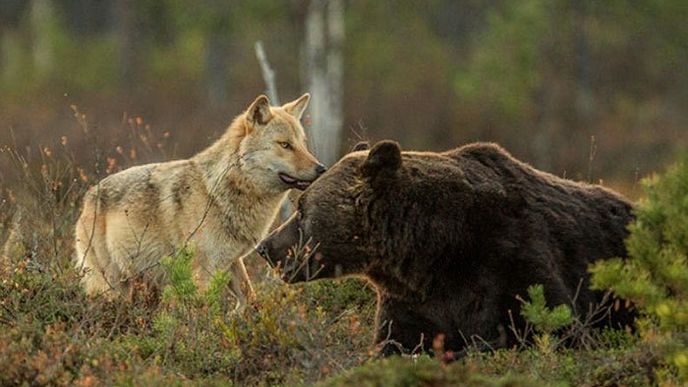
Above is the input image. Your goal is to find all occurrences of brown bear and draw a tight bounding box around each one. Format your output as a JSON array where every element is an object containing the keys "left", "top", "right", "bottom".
[{"left": 256, "top": 140, "right": 635, "bottom": 356}]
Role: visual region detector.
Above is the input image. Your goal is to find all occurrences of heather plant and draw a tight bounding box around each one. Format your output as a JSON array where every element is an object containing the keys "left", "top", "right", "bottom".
[
  {"left": 0, "top": 242, "right": 376, "bottom": 385},
  {"left": 591, "top": 154, "right": 688, "bottom": 382}
]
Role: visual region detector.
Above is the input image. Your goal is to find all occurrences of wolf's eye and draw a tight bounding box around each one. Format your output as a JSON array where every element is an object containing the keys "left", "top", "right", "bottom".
[{"left": 278, "top": 141, "right": 293, "bottom": 150}]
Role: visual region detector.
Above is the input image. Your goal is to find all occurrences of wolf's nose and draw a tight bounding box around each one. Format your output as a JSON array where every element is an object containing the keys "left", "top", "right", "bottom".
[{"left": 315, "top": 164, "right": 327, "bottom": 175}]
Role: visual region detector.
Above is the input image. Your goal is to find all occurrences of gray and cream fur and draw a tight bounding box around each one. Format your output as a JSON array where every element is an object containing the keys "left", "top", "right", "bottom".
[{"left": 74, "top": 94, "right": 324, "bottom": 304}]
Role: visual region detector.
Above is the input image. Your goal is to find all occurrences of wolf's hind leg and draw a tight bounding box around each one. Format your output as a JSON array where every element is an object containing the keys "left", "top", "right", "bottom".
[
  {"left": 75, "top": 199, "right": 121, "bottom": 298},
  {"left": 76, "top": 236, "right": 121, "bottom": 298}
]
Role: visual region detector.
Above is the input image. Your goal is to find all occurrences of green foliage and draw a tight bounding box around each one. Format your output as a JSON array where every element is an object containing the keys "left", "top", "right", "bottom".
[
  {"left": 2, "top": 0, "right": 688, "bottom": 186},
  {"left": 0, "top": 248, "right": 377, "bottom": 385},
  {"left": 300, "top": 277, "right": 375, "bottom": 314},
  {"left": 591, "top": 154, "right": 688, "bottom": 381},
  {"left": 327, "top": 334, "right": 657, "bottom": 387},
  {"left": 160, "top": 248, "right": 198, "bottom": 303},
  {"left": 519, "top": 284, "right": 574, "bottom": 355},
  {"left": 0, "top": 200, "right": 666, "bottom": 386},
  {"left": 464, "top": 338, "right": 657, "bottom": 386},
  {"left": 0, "top": 126, "right": 379, "bottom": 385},
  {"left": 0, "top": 105, "right": 683, "bottom": 384},
  {"left": 320, "top": 355, "right": 543, "bottom": 387},
  {"left": 0, "top": 3, "right": 118, "bottom": 95},
  {"left": 456, "top": 0, "right": 549, "bottom": 121},
  {"left": 520, "top": 284, "right": 574, "bottom": 335}
]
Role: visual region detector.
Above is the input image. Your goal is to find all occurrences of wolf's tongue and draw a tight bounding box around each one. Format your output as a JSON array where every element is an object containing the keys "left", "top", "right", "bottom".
[
  {"left": 279, "top": 173, "right": 297, "bottom": 184},
  {"left": 279, "top": 173, "right": 313, "bottom": 189}
]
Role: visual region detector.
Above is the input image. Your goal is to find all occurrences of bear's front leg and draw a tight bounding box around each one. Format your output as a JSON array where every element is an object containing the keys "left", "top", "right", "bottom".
[{"left": 374, "top": 296, "right": 437, "bottom": 357}]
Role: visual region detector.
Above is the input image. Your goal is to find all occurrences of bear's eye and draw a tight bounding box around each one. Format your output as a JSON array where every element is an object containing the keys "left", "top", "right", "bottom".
[{"left": 278, "top": 141, "right": 293, "bottom": 150}]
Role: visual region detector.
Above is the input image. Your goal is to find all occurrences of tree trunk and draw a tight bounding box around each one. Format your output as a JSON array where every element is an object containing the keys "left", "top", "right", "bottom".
[
  {"left": 29, "top": 0, "right": 56, "bottom": 80},
  {"left": 574, "top": 0, "right": 593, "bottom": 126},
  {"left": 205, "top": 31, "right": 228, "bottom": 107},
  {"left": 1, "top": 31, "right": 22, "bottom": 86},
  {"left": 305, "top": 0, "right": 344, "bottom": 167},
  {"left": 115, "top": 0, "right": 138, "bottom": 90},
  {"left": 204, "top": 1, "right": 232, "bottom": 108},
  {"left": 0, "top": 0, "right": 28, "bottom": 81},
  {"left": 326, "top": 0, "right": 344, "bottom": 163}
]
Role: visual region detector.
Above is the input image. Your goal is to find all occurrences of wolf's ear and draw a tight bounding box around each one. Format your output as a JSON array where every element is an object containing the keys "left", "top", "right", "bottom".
[
  {"left": 247, "top": 95, "right": 273, "bottom": 127},
  {"left": 361, "top": 140, "right": 402, "bottom": 180},
  {"left": 282, "top": 93, "right": 310, "bottom": 120},
  {"left": 351, "top": 141, "right": 370, "bottom": 152}
]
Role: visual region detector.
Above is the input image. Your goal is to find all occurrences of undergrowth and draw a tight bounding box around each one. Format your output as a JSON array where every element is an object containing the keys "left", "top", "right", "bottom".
[
  {"left": 591, "top": 153, "right": 688, "bottom": 384},
  {"left": 1, "top": 114, "right": 686, "bottom": 385},
  {"left": 0, "top": 248, "right": 376, "bottom": 385}
]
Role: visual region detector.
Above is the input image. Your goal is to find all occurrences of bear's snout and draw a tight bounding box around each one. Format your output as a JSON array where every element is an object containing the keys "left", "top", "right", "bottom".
[
  {"left": 255, "top": 241, "right": 272, "bottom": 265},
  {"left": 256, "top": 212, "right": 302, "bottom": 267},
  {"left": 255, "top": 211, "right": 328, "bottom": 283}
]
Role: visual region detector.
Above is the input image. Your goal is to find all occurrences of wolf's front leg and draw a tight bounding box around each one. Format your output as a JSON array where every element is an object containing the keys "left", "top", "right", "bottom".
[
  {"left": 229, "top": 255, "right": 255, "bottom": 310},
  {"left": 190, "top": 250, "right": 212, "bottom": 293}
]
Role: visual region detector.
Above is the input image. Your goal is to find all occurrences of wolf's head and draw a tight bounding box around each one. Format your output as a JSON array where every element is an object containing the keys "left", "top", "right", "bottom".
[{"left": 234, "top": 94, "right": 325, "bottom": 193}]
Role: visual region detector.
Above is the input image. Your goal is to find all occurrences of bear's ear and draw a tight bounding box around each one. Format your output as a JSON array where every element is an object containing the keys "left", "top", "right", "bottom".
[
  {"left": 351, "top": 141, "right": 370, "bottom": 152},
  {"left": 361, "top": 140, "right": 402, "bottom": 179},
  {"left": 246, "top": 95, "right": 273, "bottom": 128}
]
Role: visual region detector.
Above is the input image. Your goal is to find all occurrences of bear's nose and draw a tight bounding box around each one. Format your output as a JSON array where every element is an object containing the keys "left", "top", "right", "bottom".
[
  {"left": 256, "top": 241, "right": 280, "bottom": 267},
  {"left": 315, "top": 164, "right": 327, "bottom": 175},
  {"left": 255, "top": 242, "right": 269, "bottom": 259}
]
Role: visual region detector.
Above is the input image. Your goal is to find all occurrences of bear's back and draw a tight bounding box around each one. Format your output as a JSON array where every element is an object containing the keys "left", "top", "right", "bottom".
[
  {"left": 448, "top": 142, "right": 632, "bottom": 226},
  {"left": 447, "top": 142, "right": 633, "bottom": 323}
]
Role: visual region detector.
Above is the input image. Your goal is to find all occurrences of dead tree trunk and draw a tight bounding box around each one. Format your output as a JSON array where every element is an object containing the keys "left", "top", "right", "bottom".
[
  {"left": 255, "top": 41, "right": 296, "bottom": 220},
  {"left": 255, "top": 41, "right": 280, "bottom": 105},
  {"left": 305, "top": 0, "right": 344, "bottom": 167}
]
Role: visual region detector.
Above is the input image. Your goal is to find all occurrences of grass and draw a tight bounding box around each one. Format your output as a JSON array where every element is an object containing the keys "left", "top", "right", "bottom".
[
  {"left": 0, "top": 249, "right": 664, "bottom": 386},
  {"left": 0, "top": 251, "right": 377, "bottom": 385},
  {"left": 0, "top": 116, "right": 682, "bottom": 386}
]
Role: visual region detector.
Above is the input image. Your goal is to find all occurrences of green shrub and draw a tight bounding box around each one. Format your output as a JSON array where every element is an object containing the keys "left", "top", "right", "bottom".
[
  {"left": 518, "top": 284, "right": 573, "bottom": 354},
  {"left": 300, "top": 277, "right": 376, "bottom": 314},
  {"left": 591, "top": 154, "right": 688, "bottom": 382},
  {"left": 319, "top": 355, "right": 543, "bottom": 387},
  {"left": 0, "top": 243, "right": 376, "bottom": 385},
  {"left": 520, "top": 284, "right": 573, "bottom": 335},
  {"left": 0, "top": 129, "right": 674, "bottom": 385},
  {"left": 141, "top": 247, "right": 375, "bottom": 383}
]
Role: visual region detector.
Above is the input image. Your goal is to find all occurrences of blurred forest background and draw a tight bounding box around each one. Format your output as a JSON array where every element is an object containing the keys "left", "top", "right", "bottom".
[
  {"left": 1, "top": 2, "right": 687, "bottom": 384},
  {"left": 1, "top": 0, "right": 687, "bottom": 196}
]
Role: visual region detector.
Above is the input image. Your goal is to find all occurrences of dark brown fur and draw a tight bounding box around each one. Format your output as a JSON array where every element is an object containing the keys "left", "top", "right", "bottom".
[{"left": 257, "top": 141, "right": 635, "bottom": 356}]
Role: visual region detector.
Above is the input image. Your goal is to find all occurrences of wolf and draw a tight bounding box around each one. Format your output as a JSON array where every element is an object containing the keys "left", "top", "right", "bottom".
[{"left": 74, "top": 94, "right": 324, "bottom": 305}]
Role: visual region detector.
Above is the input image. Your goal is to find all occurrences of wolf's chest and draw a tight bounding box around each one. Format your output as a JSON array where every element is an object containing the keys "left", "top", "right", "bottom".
[{"left": 193, "top": 195, "right": 280, "bottom": 246}]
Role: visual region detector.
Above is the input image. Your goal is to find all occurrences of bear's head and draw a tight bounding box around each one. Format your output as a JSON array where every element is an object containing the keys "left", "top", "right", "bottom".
[{"left": 256, "top": 140, "right": 505, "bottom": 290}]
